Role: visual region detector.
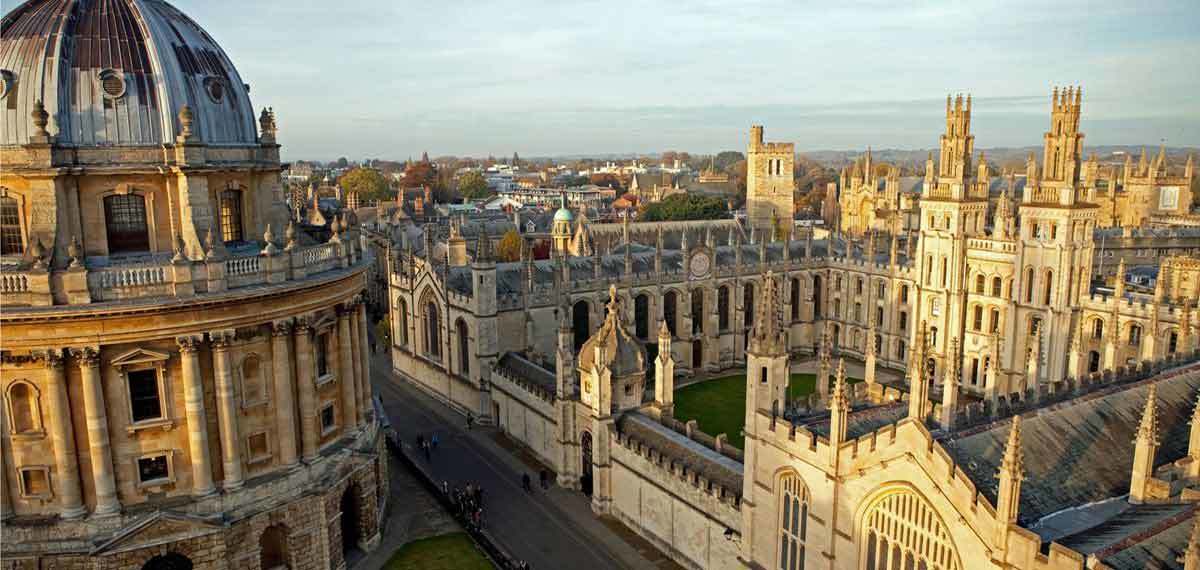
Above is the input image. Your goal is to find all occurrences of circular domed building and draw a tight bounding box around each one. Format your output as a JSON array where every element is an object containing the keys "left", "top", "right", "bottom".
[{"left": 0, "top": 1, "right": 384, "bottom": 569}]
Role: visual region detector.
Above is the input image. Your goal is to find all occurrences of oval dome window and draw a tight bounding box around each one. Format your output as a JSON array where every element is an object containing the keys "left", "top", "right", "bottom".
[{"left": 98, "top": 69, "right": 126, "bottom": 99}]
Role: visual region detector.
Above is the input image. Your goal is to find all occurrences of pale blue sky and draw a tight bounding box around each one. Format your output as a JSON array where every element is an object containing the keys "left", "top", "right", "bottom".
[{"left": 37, "top": 1, "right": 1200, "bottom": 158}]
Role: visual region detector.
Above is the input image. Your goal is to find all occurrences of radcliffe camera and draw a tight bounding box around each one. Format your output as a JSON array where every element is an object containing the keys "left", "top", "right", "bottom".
[{"left": 1, "top": 2, "right": 1198, "bottom": 570}]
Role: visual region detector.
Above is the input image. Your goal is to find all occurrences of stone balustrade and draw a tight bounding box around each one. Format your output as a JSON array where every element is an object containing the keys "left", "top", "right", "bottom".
[{"left": 1, "top": 236, "right": 362, "bottom": 308}]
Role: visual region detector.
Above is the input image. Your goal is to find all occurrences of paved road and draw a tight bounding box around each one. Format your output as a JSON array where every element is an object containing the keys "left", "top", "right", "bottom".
[{"left": 370, "top": 353, "right": 679, "bottom": 570}]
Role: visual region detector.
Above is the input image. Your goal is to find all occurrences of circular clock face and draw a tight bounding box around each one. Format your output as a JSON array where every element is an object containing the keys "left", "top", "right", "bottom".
[{"left": 691, "top": 251, "right": 711, "bottom": 278}]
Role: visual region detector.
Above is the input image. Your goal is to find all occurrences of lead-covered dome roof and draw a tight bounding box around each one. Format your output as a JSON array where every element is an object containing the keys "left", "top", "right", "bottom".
[{"left": 0, "top": 0, "right": 258, "bottom": 147}]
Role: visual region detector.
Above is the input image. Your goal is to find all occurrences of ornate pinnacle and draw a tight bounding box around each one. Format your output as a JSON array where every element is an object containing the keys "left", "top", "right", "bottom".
[
  {"left": 999, "top": 415, "right": 1025, "bottom": 479},
  {"left": 285, "top": 220, "right": 297, "bottom": 250},
  {"left": 1136, "top": 385, "right": 1160, "bottom": 445},
  {"left": 605, "top": 284, "right": 620, "bottom": 322},
  {"left": 29, "top": 237, "right": 46, "bottom": 269},
  {"left": 262, "top": 224, "right": 279, "bottom": 255},
  {"left": 67, "top": 235, "right": 82, "bottom": 268},
  {"left": 832, "top": 358, "right": 849, "bottom": 410},
  {"left": 204, "top": 226, "right": 217, "bottom": 259},
  {"left": 172, "top": 234, "right": 187, "bottom": 263}
]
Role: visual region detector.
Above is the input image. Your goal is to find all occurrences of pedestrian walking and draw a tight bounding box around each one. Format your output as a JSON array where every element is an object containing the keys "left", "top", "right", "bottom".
[
  {"left": 475, "top": 485, "right": 483, "bottom": 507},
  {"left": 521, "top": 473, "right": 532, "bottom": 492},
  {"left": 466, "top": 412, "right": 474, "bottom": 430},
  {"left": 431, "top": 432, "right": 439, "bottom": 450},
  {"left": 422, "top": 440, "right": 431, "bottom": 461},
  {"left": 442, "top": 480, "right": 449, "bottom": 497}
]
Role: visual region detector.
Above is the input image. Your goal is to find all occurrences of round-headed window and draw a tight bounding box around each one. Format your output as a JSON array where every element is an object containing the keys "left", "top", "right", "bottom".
[{"left": 98, "top": 69, "right": 126, "bottom": 99}]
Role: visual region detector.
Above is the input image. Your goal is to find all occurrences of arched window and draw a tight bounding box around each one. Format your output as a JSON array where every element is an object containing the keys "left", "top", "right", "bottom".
[
  {"left": 743, "top": 283, "right": 755, "bottom": 329},
  {"left": 573, "top": 300, "right": 590, "bottom": 350},
  {"left": 241, "top": 354, "right": 265, "bottom": 404},
  {"left": 813, "top": 276, "right": 823, "bottom": 319},
  {"left": 142, "top": 553, "right": 193, "bottom": 570},
  {"left": 456, "top": 319, "right": 470, "bottom": 376},
  {"left": 424, "top": 300, "right": 441, "bottom": 358},
  {"left": 875, "top": 307, "right": 883, "bottom": 328},
  {"left": 691, "top": 289, "right": 704, "bottom": 335},
  {"left": 896, "top": 341, "right": 906, "bottom": 361},
  {"left": 899, "top": 285, "right": 909, "bottom": 304},
  {"left": 991, "top": 276, "right": 1002, "bottom": 297},
  {"left": 862, "top": 489, "right": 962, "bottom": 570},
  {"left": 854, "top": 302, "right": 862, "bottom": 323},
  {"left": 6, "top": 381, "right": 42, "bottom": 435},
  {"left": 1042, "top": 270, "right": 1053, "bottom": 305},
  {"left": 940, "top": 257, "right": 948, "bottom": 287},
  {"left": 898, "top": 311, "right": 908, "bottom": 332},
  {"left": 220, "top": 189, "right": 244, "bottom": 243},
  {"left": 990, "top": 308, "right": 1000, "bottom": 333},
  {"left": 396, "top": 298, "right": 409, "bottom": 347},
  {"left": 975, "top": 274, "right": 985, "bottom": 294},
  {"left": 833, "top": 299, "right": 841, "bottom": 320},
  {"left": 663, "top": 292, "right": 678, "bottom": 337},
  {"left": 970, "top": 358, "right": 980, "bottom": 385},
  {"left": 930, "top": 326, "right": 938, "bottom": 346},
  {"left": 1088, "top": 350, "right": 1101, "bottom": 373},
  {"left": 0, "top": 193, "right": 23, "bottom": 255},
  {"left": 1169, "top": 331, "right": 1179, "bottom": 354},
  {"left": 104, "top": 193, "right": 150, "bottom": 254},
  {"left": 1128, "top": 324, "right": 1142, "bottom": 347},
  {"left": 972, "top": 306, "right": 982, "bottom": 331},
  {"left": 1023, "top": 267, "right": 1034, "bottom": 303},
  {"left": 1092, "top": 318, "right": 1104, "bottom": 340},
  {"left": 260, "top": 524, "right": 289, "bottom": 570},
  {"left": 855, "top": 278, "right": 863, "bottom": 295},
  {"left": 791, "top": 278, "right": 801, "bottom": 321},
  {"left": 718, "top": 286, "right": 730, "bottom": 332},
  {"left": 776, "top": 473, "right": 809, "bottom": 570},
  {"left": 635, "top": 294, "right": 650, "bottom": 339}
]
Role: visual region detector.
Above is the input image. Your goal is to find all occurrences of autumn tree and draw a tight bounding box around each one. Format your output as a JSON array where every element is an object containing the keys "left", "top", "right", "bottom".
[
  {"left": 338, "top": 167, "right": 391, "bottom": 202},
  {"left": 639, "top": 193, "right": 727, "bottom": 222},
  {"left": 496, "top": 229, "right": 523, "bottom": 262},
  {"left": 458, "top": 171, "right": 491, "bottom": 200}
]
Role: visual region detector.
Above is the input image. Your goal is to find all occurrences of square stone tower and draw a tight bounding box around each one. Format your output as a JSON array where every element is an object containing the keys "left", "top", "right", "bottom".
[{"left": 746, "top": 126, "right": 795, "bottom": 231}]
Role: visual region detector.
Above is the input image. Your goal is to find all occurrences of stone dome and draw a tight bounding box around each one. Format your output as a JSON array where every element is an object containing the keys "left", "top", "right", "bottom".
[
  {"left": 0, "top": 0, "right": 258, "bottom": 147},
  {"left": 579, "top": 286, "right": 646, "bottom": 378},
  {"left": 554, "top": 206, "right": 574, "bottom": 223}
]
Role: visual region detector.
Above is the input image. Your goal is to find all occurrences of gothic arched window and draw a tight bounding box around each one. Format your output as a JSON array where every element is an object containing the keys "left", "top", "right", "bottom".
[
  {"left": 104, "top": 193, "right": 150, "bottom": 254},
  {"left": 691, "top": 289, "right": 704, "bottom": 335},
  {"left": 718, "top": 287, "right": 730, "bottom": 332},
  {"left": 743, "top": 283, "right": 755, "bottom": 329},
  {"left": 396, "top": 298, "right": 409, "bottom": 347},
  {"left": 1128, "top": 324, "right": 1142, "bottom": 347},
  {"left": 424, "top": 300, "right": 441, "bottom": 358},
  {"left": 663, "top": 292, "right": 678, "bottom": 337},
  {"left": 635, "top": 294, "right": 650, "bottom": 339},
  {"left": 991, "top": 276, "right": 1002, "bottom": 297},
  {"left": 790, "top": 278, "right": 801, "bottom": 321},
  {"left": 1092, "top": 318, "right": 1104, "bottom": 340},
  {"left": 456, "top": 319, "right": 470, "bottom": 376},
  {"left": 776, "top": 473, "right": 809, "bottom": 570},
  {"left": 862, "top": 489, "right": 961, "bottom": 570}
]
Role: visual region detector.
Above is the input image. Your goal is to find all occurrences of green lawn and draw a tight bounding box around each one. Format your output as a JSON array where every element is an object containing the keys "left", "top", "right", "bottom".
[
  {"left": 673, "top": 372, "right": 861, "bottom": 450},
  {"left": 383, "top": 533, "right": 494, "bottom": 570}
]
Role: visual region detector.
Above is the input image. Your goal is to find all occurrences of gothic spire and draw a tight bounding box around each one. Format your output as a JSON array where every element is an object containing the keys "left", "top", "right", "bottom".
[
  {"left": 995, "top": 414, "right": 1025, "bottom": 545},
  {"left": 748, "top": 272, "right": 785, "bottom": 356}
]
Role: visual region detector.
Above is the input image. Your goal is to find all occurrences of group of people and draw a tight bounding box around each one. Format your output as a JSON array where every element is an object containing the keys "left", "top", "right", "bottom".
[
  {"left": 521, "top": 469, "right": 552, "bottom": 492},
  {"left": 443, "top": 480, "right": 485, "bottom": 530},
  {"left": 415, "top": 432, "right": 439, "bottom": 461}
]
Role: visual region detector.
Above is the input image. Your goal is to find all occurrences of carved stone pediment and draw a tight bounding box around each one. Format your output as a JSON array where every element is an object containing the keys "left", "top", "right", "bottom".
[
  {"left": 110, "top": 348, "right": 171, "bottom": 368},
  {"left": 91, "top": 511, "right": 225, "bottom": 555}
]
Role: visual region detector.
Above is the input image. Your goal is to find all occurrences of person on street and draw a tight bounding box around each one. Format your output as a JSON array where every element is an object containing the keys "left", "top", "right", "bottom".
[
  {"left": 522, "top": 473, "right": 532, "bottom": 492},
  {"left": 431, "top": 432, "right": 439, "bottom": 450},
  {"left": 539, "top": 469, "right": 548, "bottom": 490},
  {"left": 466, "top": 412, "right": 474, "bottom": 430}
]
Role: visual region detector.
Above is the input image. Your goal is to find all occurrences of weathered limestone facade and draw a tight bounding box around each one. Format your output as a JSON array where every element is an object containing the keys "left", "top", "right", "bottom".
[
  {"left": 0, "top": 2, "right": 385, "bottom": 569},
  {"left": 385, "top": 88, "right": 1200, "bottom": 569},
  {"left": 746, "top": 125, "right": 795, "bottom": 232}
]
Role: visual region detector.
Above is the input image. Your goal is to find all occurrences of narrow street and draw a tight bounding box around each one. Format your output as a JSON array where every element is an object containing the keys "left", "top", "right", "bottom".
[{"left": 370, "top": 353, "right": 683, "bottom": 569}]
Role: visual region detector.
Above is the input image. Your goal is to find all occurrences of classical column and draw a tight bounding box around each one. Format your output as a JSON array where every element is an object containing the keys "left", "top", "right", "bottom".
[
  {"left": 209, "top": 329, "right": 243, "bottom": 490},
  {"left": 294, "top": 317, "right": 320, "bottom": 461},
  {"left": 347, "top": 304, "right": 364, "bottom": 428},
  {"left": 41, "top": 350, "right": 85, "bottom": 518},
  {"left": 337, "top": 306, "right": 359, "bottom": 429},
  {"left": 357, "top": 301, "right": 373, "bottom": 419},
  {"left": 0, "top": 400, "right": 10, "bottom": 520},
  {"left": 176, "top": 335, "right": 216, "bottom": 497},
  {"left": 271, "top": 320, "right": 300, "bottom": 468},
  {"left": 73, "top": 347, "right": 120, "bottom": 515}
]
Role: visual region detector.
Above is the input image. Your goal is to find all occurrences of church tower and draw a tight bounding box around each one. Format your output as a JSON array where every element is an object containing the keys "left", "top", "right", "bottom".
[
  {"left": 913, "top": 94, "right": 989, "bottom": 370},
  {"left": 746, "top": 126, "right": 795, "bottom": 232},
  {"left": 1013, "top": 87, "right": 1097, "bottom": 387}
]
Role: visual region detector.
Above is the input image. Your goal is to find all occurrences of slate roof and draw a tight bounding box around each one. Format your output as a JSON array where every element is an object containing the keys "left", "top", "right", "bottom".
[
  {"left": 942, "top": 366, "right": 1200, "bottom": 526},
  {"left": 805, "top": 401, "right": 908, "bottom": 440},
  {"left": 1098, "top": 506, "right": 1196, "bottom": 570},
  {"left": 616, "top": 412, "right": 744, "bottom": 495},
  {"left": 495, "top": 352, "right": 556, "bottom": 394}
]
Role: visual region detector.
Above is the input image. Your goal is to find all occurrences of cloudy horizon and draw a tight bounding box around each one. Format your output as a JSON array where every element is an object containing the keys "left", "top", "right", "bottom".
[{"left": 12, "top": 0, "right": 1197, "bottom": 160}]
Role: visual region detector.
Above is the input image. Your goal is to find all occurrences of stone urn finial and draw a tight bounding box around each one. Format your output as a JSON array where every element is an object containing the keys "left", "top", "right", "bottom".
[
  {"left": 204, "top": 225, "right": 217, "bottom": 259},
  {"left": 29, "top": 237, "right": 46, "bottom": 269},
  {"left": 285, "top": 220, "right": 297, "bottom": 251},
  {"left": 172, "top": 233, "right": 187, "bottom": 263},
  {"left": 67, "top": 235, "right": 82, "bottom": 268},
  {"left": 262, "top": 224, "right": 278, "bottom": 255},
  {"left": 178, "top": 105, "right": 195, "bottom": 138},
  {"left": 31, "top": 100, "right": 49, "bottom": 136}
]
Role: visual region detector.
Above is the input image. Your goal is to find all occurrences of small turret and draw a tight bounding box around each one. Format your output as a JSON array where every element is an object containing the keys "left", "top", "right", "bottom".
[
  {"left": 994, "top": 416, "right": 1025, "bottom": 549},
  {"left": 654, "top": 320, "right": 676, "bottom": 414},
  {"left": 1130, "top": 384, "right": 1162, "bottom": 504},
  {"left": 828, "top": 358, "right": 850, "bottom": 465}
]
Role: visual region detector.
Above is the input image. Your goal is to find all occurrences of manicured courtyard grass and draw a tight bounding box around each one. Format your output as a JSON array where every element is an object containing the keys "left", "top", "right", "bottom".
[
  {"left": 383, "top": 532, "right": 494, "bottom": 570},
  {"left": 673, "top": 372, "right": 861, "bottom": 450}
]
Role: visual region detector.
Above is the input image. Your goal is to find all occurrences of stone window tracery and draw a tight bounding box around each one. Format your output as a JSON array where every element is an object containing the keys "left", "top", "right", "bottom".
[
  {"left": 776, "top": 473, "right": 809, "bottom": 570},
  {"left": 862, "top": 490, "right": 961, "bottom": 570}
]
